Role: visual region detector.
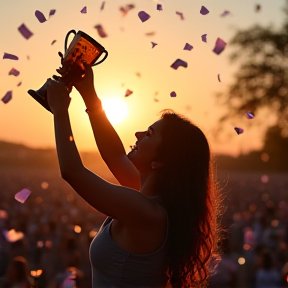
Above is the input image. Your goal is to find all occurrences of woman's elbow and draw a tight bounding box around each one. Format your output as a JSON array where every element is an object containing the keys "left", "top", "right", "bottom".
[{"left": 61, "top": 170, "right": 78, "bottom": 182}]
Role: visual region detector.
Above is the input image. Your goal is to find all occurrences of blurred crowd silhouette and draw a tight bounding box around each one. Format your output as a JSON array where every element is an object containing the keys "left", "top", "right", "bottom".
[{"left": 1, "top": 167, "right": 288, "bottom": 287}]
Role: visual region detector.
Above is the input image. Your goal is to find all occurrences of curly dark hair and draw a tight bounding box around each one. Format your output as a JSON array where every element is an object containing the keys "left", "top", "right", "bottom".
[{"left": 154, "top": 110, "right": 223, "bottom": 288}]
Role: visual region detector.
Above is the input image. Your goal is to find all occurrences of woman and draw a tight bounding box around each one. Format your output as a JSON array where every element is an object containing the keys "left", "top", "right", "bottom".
[{"left": 46, "top": 63, "right": 222, "bottom": 287}]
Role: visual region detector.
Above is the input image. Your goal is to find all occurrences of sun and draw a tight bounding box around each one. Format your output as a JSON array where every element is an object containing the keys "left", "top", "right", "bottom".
[{"left": 101, "top": 97, "right": 129, "bottom": 125}]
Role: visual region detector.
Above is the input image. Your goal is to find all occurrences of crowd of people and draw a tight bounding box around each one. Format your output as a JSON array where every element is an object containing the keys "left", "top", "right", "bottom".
[{"left": 0, "top": 166, "right": 288, "bottom": 287}]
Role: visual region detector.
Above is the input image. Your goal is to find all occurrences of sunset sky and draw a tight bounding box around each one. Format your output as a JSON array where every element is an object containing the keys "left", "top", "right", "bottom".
[{"left": 0, "top": 0, "right": 285, "bottom": 156}]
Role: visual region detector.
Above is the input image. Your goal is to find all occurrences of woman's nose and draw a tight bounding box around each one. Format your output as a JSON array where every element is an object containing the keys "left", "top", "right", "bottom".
[{"left": 135, "top": 131, "right": 144, "bottom": 139}]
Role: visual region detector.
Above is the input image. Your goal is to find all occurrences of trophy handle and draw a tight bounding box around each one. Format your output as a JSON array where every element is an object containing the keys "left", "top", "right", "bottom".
[
  {"left": 92, "top": 50, "right": 108, "bottom": 66},
  {"left": 64, "top": 29, "right": 77, "bottom": 52}
]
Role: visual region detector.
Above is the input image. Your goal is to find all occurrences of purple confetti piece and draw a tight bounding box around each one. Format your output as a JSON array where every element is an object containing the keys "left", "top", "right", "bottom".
[
  {"left": 201, "top": 34, "right": 207, "bottom": 43},
  {"left": 183, "top": 43, "right": 193, "bottom": 51},
  {"left": 246, "top": 112, "right": 255, "bottom": 119},
  {"left": 126, "top": 4, "right": 135, "bottom": 11},
  {"left": 200, "top": 6, "right": 209, "bottom": 15},
  {"left": 35, "top": 10, "right": 47, "bottom": 23},
  {"left": 51, "top": 39, "right": 57, "bottom": 45},
  {"left": 17, "top": 82, "right": 22, "bottom": 87},
  {"left": 213, "top": 37, "right": 227, "bottom": 55},
  {"left": 145, "top": 31, "right": 155, "bottom": 36},
  {"left": 49, "top": 9, "right": 56, "bottom": 17},
  {"left": 138, "top": 11, "right": 150, "bottom": 22},
  {"left": 94, "top": 24, "right": 108, "bottom": 38},
  {"left": 100, "top": 1, "right": 105, "bottom": 10},
  {"left": 151, "top": 42, "right": 157, "bottom": 48},
  {"left": 220, "top": 10, "right": 230, "bottom": 17},
  {"left": 18, "top": 23, "right": 33, "bottom": 40},
  {"left": 120, "top": 7, "right": 128, "bottom": 16},
  {"left": 125, "top": 89, "right": 133, "bottom": 97},
  {"left": 255, "top": 4, "right": 261, "bottom": 12},
  {"left": 217, "top": 74, "right": 221, "bottom": 82},
  {"left": 157, "top": 4, "right": 163, "bottom": 11},
  {"left": 170, "top": 91, "right": 176, "bottom": 97},
  {"left": 9, "top": 68, "right": 20, "bottom": 76},
  {"left": 3, "top": 53, "right": 19, "bottom": 60},
  {"left": 170, "top": 59, "right": 188, "bottom": 70},
  {"left": 15, "top": 188, "right": 31, "bottom": 203},
  {"left": 234, "top": 127, "right": 244, "bottom": 135},
  {"left": 1, "top": 91, "right": 12, "bottom": 104},
  {"left": 176, "top": 11, "right": 184, "bottom": 20},
  {"left": 80, "top": 6, "right": 87, "bottom": 13}
]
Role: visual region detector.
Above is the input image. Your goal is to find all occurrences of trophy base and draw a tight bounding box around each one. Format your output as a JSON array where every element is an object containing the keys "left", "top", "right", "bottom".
[{"left": 28, "top": 89, "right": 52, "bottom": 113}]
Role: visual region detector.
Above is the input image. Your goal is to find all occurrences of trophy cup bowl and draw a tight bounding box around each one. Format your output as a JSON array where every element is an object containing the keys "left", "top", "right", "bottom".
[{"left": 28, "top": 30, "right": 108, "bottom": 112}]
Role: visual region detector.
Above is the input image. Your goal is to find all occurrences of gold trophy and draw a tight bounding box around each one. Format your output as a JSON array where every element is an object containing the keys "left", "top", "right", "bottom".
[{"left": 28, "top": 30, "right": 108, "bottom": 112}]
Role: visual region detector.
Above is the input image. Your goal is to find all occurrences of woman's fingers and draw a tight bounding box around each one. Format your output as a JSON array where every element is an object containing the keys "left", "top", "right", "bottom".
[
  {"left": 58, "top": 51, "right": 64, "bottom": 64},
  {"left": 52, "top": 75, "right": 61, "bottom": 81}
]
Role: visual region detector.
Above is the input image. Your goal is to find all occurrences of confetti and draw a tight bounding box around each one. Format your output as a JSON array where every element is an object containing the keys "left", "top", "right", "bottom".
[
  {"left": 200, "top": 6, "right": 209, "bottom": 15},
  {"left": 35, "top": 10, "right": 47, "bottom": 23},
  {"left": 9, "top": 68, "right": 20, "bottom": 76},
  {"left": 255, "top": 4, "right": 261, "bottom": 12},
  {"left": 80, "top": 6, "right": 87, "bottom": 13},
  {"left": 125, "top": 89, "right": 133, "bottom": 97},
  {"left": 17, "top": 82, "right": 22, "bottom": 87},
  {"left": 170, "top": 91, "right": 176, "bottom": 97},
  {"left": 15, "top": 188, "right": 31, "bottom": 203},
  {"left": 18, "top": 23, "right": 33, "bottom": 40},
  {"left": 94, "top": 24, "right": 108, "bottom": 37},
  {"left": 217, "top": 74, "right": 221, "bottom": 82},
  {"left": 49, "top": 9, "right": 56, "bottom": 17},
  {"left": 1, "top": 91, "right": 12, "bottom": 104},
  {"left": 120, "top": 4, "right": 135, "bottom": 16},
  {"left": 246, "top": 112, "right": 255, "bottom": 119},
  {"left": 138, "top": 11, "right": 150, "bottom": 22},
  {"left": 183, "top": 43, "right": 193, "bottom": 51},
  {"left": 213, "top": 37, "right": 227, "bottom": 55},
  {"left": 157, "top": 4, "right": 163, "bottom": 11},
  {"left": 170, "top": 59, "right": 188, "bottom": 70},
  {"left": 176, "top": 11, "right": 184, "bottom": 20},
  {"left": 151, "top": 42, "right": 157, "bottom": 48},
  {"left": 100, "top": 1, "right": 105, "bottom": 10},
  {"left": 220, "top": 10, "right": 231, "bottom": 17},
  {"left": 201, "top": 34, "right": 207, "bottom": 43},
  {"left": 234, "top": 127, "right": 244, "bottom": 135},
  {"left": 3, "top": 53, "right": 19, "bottom": 60},
  {"left": 120, "top": 7, "right": 128, "bottom": 16},
  {"left": 3, "top": 229, "right": 24, "bottom": 243},
  {"left": 145, "top": 31, "right": 155, "bottom": 36},
  {"left": 51, "top": 40, "right": 57, "bottom": 45},
  {"left": 126, "top": 4, "right": 135, "bottom": 10}
]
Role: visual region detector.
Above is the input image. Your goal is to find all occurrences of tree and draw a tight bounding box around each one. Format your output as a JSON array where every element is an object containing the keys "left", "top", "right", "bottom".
[{"left": 217, "top": 1, "right": 288, "bottom": 139}]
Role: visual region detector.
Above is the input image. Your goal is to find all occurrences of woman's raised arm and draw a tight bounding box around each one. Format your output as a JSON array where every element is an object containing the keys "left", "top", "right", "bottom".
[
  {"left": 45, "top": 81, "right": 159, "bottom": 226},
  {"left": 73, "top": 64, "right": 140, "bottom": 190}
]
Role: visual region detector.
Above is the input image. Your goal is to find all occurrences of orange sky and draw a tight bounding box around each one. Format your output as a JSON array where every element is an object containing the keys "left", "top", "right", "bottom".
[{"left": 0, "top": 0, "right": 284, "bottom": 156}]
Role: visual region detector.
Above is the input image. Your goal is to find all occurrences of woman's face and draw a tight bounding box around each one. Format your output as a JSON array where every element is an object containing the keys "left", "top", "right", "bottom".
[{"left": 128, "top": 119, "right": 164, "bottom": 172}]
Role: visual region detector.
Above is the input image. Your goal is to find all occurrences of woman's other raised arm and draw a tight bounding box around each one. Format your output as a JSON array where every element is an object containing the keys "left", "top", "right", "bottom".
[{"left": 73, "top": 64, "right": 140, "bottom": 190}]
